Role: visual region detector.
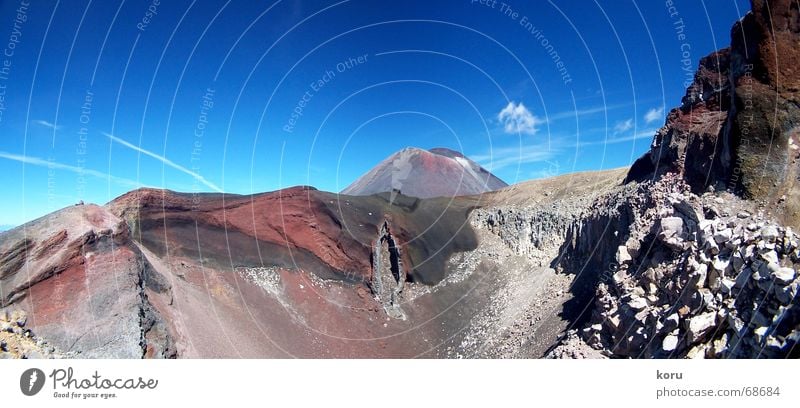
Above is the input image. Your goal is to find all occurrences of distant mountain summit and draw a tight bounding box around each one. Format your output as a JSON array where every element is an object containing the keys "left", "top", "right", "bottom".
[{"left": 341, "top": 147, "right": 508, "bottom": 199}]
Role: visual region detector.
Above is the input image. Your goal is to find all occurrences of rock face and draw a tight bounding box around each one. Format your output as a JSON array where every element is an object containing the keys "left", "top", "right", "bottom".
[
  {"left": 1, "top": 185, "right": 488, "bottom": 358},
  {"left": 370, "top": 220, "right": 406, "bottom": 319},
  {"left": 627, "top": 0, "right": 800, "bottom": 228},
  {"left": 570, "top": 0, "right": 800, "bottom": 358},
  {"left": 571, "top": 176, "right": 800, "bottom": 358},
  {"left": 342, "top": 147, "right": 508, "bottom": 199},
  {"left": 109, "top": 186, "right": 478, "bottom": 286},
  {"left": 0, "top": 204, "right": 175, "bottom": 358}
]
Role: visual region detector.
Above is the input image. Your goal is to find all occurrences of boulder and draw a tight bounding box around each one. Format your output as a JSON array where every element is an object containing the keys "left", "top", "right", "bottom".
[
  {"left": 774, "top": 281, "right": 798, "bottom": 305},
  {"left": 10, "top": 310, "right": 26, "bottom": 327},
  {"left": 659, "top": 217, "right": 685, "bottom": 240},
  {"left": 755, "top": 260, "right": 780, "bottom": 280},
  {"left": 687, "top": 312, "right": 717, "bottom": 343},
  {"left": 662, "top": 313, "right": 680, "bottom": 332},
  {"left": 616, "top": 245, "right": 633, "bottom": 265},
  {"left": 662, "top": 334, "right": 680, "bottom": 352},
  {"left": 772, "top": 267, "right": 796, "bottom": 285},
  {"left": 761, "top": 226, "right": 780, "bottom": 242},
  {"left": 625, "top": 237, "right": 641, "bottom": 259},
  {"left": 759, "top": 249, "right": 779, "bottom": 265},
  {"left": 689, "top": 262, "right": 708, "bottom": 288},
  {"left": 732, "top": 251, "right": 745, "bottom": 271},
  {"left": 673, "top": 199, "right": 704, "bottom": 223},
  {"left": 714, "top": 228, "right": 733, "bottom": 244},
  {"left": 628, "top": 297, "right": 648, "bottom": 311},
  {"left": 720, "top": 278, "right": 736, "bottom": 294},
  {"left": 712, "top": 256, "right": 731, "bottom": 274}
]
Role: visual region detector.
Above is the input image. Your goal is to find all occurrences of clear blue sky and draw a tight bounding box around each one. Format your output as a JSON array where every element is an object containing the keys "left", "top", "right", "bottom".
[{"left": 0, "top": 0, "right": 750, "bottom": 227}]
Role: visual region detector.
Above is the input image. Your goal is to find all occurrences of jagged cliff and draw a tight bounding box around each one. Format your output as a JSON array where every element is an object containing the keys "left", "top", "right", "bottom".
[
  {"left": 370, "top": 220, "right": 406, "bottom": 319},
  {"left": 0, "top": 204, "right": 175, "bottom": 358},
  {"left": 627, "top": 0, "right": 800, "bottom": 228}
]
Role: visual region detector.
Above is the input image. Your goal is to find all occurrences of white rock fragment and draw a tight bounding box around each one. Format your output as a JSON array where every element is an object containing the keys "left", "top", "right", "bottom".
[
  {"left": 761, "top": 226, "right": 779, "bottom": 242},
  {"left": 659, "top": 217, "right": 684, "bottom": 239},
  {"left": 616, "top": 245, "right": 632, "bottom": 264},
  {"left": 628, "top": 297, "right": 648, "bottom": 311},
  {"left": 772, "top": 267, "right": 796, "bottom": 285},
  {"left": 662, "top": 334, "right": 679, "bottom": 352},
  {"left": 687, "top": 312, "right": 716, "bottom": 343}
]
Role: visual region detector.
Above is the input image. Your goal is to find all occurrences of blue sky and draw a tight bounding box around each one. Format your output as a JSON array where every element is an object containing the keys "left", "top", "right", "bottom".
[{"left": 0, "top": 0, "right": 749, "bottom": 227}]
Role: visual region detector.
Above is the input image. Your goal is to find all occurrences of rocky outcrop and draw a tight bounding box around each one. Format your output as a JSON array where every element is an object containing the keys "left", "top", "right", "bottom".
[
  {"left": 0, "top": 204, "right": 176, "bottom": 358},
  {"left": 627, "top": 0, "right": 800, "bottom": 228},
  {"left": 470, "top": 206, "right": 577, "bottom": 267},
  {"left": 0, "top": 309, "right": 67, "bottom": 359},
  {"left": 573, "top": 177, "right": 799, "bottom": 358},
  {"left": 370, "top": 220, "right": 406, "bottom": 319},
  {"left": 474, "top": 168, "right": 798, "bottom": 359},
  {"left": 625, "top": 50, "right": 732, "bottom": 191},
  {"left": 541, "top": 0, "right": 800, "bottom": 359}
]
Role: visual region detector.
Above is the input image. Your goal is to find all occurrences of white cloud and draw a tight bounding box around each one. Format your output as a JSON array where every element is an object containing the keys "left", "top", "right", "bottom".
[
  {"left": 644, "top": 106, "right": 664, "bottom": 124},
  {"left": 497, "top": 101, "right": 542, "bottom": 135},
  {"left": 613, "top": 118, "right": 633, "bottom": 134},
  {"left": 0, "top": 150, "right": 144, "bottom": 188},
  {"left": 104, "top": 132, "right": 223, "bottom": 193},
  {"left": 32, "top": 120, "right": 61, "bottom": 130}
]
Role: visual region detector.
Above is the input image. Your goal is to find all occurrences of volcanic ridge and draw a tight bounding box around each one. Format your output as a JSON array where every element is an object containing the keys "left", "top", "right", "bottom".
[{"left": 1, "top": 0, "right": 799, "bottom": 359}]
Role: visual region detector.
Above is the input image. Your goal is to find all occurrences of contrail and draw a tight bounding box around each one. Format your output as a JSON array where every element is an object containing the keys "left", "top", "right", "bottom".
[
  {"left": 32, "top": 119, "right": 61, "bottom": 130},
  {"left": 0, "top": 151, "right": 146, "bottom": 189},
  {"left": 103, "top": 132, "right": 223, "bottom": 193}
]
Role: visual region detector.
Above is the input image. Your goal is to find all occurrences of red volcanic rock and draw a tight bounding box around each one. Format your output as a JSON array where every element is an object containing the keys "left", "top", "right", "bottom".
[
  {"left": 627, "top": 0, "right": 800, "bottom": 226},
  {"left": 110, "top": 186, "right": 374, "bottom": 281},
  {"left": 342, "top": 147, "right": 507, "bottom": 199},
  {"left": 0, "top": 204, "right": 175, "bottom": 358},
  {"left": 97, "top": 186, "right": 481, "bottom": 357},
  {"left": 108, "top": 185, "right": 478, "bottom": 285},
  {"left": 739, "top": 0, "right": 800, "bottom": 96},
  {"left": 209, "top": 187, "right": 375, "bottom": 280}
]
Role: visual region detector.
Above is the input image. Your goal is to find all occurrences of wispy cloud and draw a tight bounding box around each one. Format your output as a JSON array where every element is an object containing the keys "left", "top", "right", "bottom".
[
  {"left": 32, "top": 120, "right": 61, "bottom": 131},
  {"left": 544, "top": 102, "right": 630, "bottom": 123},
  {"left": 644, "top": 106, "right": 664, "bottom": 124},
  {"left": 528, "top": 160, "right": 561, "bottom": 179},
  {"left": 472, "top": 141, "right": 560, "bottom": 172},
  {"left": 103, "top": 132, "right": 223, "bottom": 193},
  {"left": 0, "top": 150, "right": 144, "bottom": 188},
  {"left": 497, "top": 102, "right": 542, "bottom": 135},
  {"left": 470, "top": 125, "right": 657, "bottom": 174},
  {"left": 613, "top": 118, "right": 634, "bottom": 134},
  {"left": 575, "top": 128, "right": 658, "bottom": 147}
]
